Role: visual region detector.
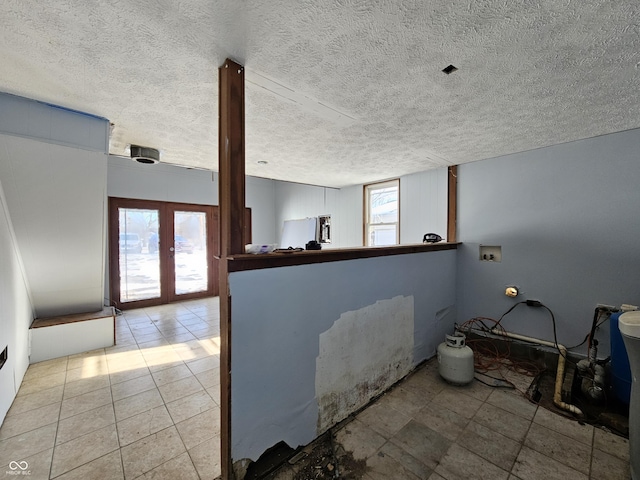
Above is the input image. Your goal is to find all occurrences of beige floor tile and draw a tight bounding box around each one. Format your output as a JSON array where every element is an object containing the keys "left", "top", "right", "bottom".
[
  {"left": 56, "top": 404, "right": 115, "bottom": 445},
  {"left": 66, "top": 349, "right": 107, "bottom": 371},
  {"left": 372, "top": 441, "right": 433, "bottom": 480},
  {"left": 590, "top": 448, "right": 632, "bottom": 480},
  {"left": 431, "top": 388, "right": 483, "bottom": 419},
  {"left": 473, "top": 402, "right": 532, "bottom": 442},
  {"left": 117, "top": 405, "right": 174, "bottom": 447},
  {"left": 144, "top": 352, "right": 185, "bottom": 372},
  {"left": 0, "top": 402, "right": 60, "bottom": 441},
  {"left": 412, "top": 402, "right": 469, "bottom": 442},
  {"left": 111, "top": 373, "right": 156, "bottom": 401},
  {"left": 158, "top": 376, "right": 204, "bottom": 404},
  {"left": 374, "top": 386, "right": 426, "bottom": 417},
  {"left": 366, "top": 446, "right": 423, "bottom": 480},
  {"left": 6, "top": 385, "right": 63, "bottom": 417},
  {"left": 593, "top": 427, "right": 629, "bottom": 462},
  {"left": 165, "top": 390, "right": 217, "bottom": 424},
  {"left": 335, "top": 418, "right": 387, "bottom": 461},
  {"left": 427, "top": 474, "right": 447, "bottom": 480},
  {"left": 195, "top": 367, "right": 220, "bottom": 389},
  {"left": 486, "top": 389, "right": 537, "bottom": 420},
  {"left": 142, "top": 451, "right": 199, "bottom": 479},
  {"left": 524, "top": 422, "right": 591, "bottom": 474},
  {"left": 120, "top": 425, "right": 186, "bottom": 479},
  {"left": 23, "top": 357, "right": 68, "bottom": 382},
  {"left": 113, "top": 387, "right": 164, "bottom": 422},
  {"left": 62, "top": 374, "right": 111, "bottom": 399},
  {"left": 512, "top": 446, "right": 588, "bottom": 480},
  {"left": 357, "top": 402, "right": 412, "bottom": 439},
  {"left": 188, "top": 437, "right": 222, "bottom": 480},
  {"left": 400, "top": 370, "right": 445, "bottom": 398},
  {"left": 185, "top": 356, "right": 220, "bottom": 375},
  {"left": 434, "top": 443, "right": 510, "bottom": 480},
  {"left": 175, "top": 408, "right": 220, "bottom": 450},
  {"left": 164, "top": 332, "right": 197, "bottom": 343},
  {"left": 54, "top": 450, "right": 124, "bottom": 480},
  {"left": 65, "top": 361, "right": 109, "bottom": 383},
  {"left": 59, "top": 386, "right": 112, "bottom": 420},
  {"left": 10, "top": 446, "right": 53, "bottom": 480},
  {"left": 450, "top": 377, "right": 493, "bottom": 402},
  {"left": 0, "top": 423, "right": 57, "bottom": 468},
  {"left": 457, "top": 420, "right": 521, "bottom": 471},
  {"left": 18, "top": 371, "right": 67, "bottom": 396},
  {"left": 206, "top": 386, "right": 221, "bottom": 405},
  {"left": 532, "top": 406, "right": 593, "bottom": 446},
  {"left": 388, "top": 420, "right": 451, "bottom": 471},
  {"left": 109, "top": 364, "right": 151, "bottom": 386},
  {"left": 151, "top": 364, "right": 194, "bottom": 387},
  {"left": 50, "top": 424, "right": 119, "bottom": 478}
]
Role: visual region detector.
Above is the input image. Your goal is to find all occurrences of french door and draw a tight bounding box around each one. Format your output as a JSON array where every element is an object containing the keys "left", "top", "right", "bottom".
[{"left": 109, "top": 198, "right": 218, "bottom": 310}]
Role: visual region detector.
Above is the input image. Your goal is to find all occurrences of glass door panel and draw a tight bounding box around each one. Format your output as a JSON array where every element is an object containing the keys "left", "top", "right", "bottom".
[
  {"left": 118, "top": 207, "right": 161, "bottom": 303},
  {"left": 173, "top": 210, "right": 208, "bottom": 296}
]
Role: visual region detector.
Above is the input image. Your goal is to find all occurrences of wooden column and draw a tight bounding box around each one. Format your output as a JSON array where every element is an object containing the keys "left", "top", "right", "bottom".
[
  {"left": 218, "top": 57, "right": 245, "bottom": 479},
  {"left": 447, "top": 165, "right": 457, "bottom": 242}
]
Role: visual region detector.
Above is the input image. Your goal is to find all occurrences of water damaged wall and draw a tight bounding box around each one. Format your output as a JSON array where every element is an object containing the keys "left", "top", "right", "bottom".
[
  {"left": 228, "top": 249, "right": 457, "bottom": 470},
  {"left": 316, "top": 295, "right": 415, "bottom": 432}
]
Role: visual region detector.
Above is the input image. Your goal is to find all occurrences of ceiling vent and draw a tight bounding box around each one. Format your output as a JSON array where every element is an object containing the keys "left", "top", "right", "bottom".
[{"left": 130, "top": 145, "right": 160, "bottom": 164}]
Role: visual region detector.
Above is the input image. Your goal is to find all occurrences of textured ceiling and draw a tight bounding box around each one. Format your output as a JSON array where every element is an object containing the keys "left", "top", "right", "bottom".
[{"left": 1, "top": 1, "right": 639, "bottom": 187}]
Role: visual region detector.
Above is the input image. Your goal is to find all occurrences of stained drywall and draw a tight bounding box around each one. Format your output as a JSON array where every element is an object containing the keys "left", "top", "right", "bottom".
[
  {"left": 316, "top": 295, "right": 414, "bottom": 433},
  {"left": 229, "top": 249, "right": 457, "bottom": 462},
  {"left": 457, "top": 127, "right": 640, "bottom": 357}
]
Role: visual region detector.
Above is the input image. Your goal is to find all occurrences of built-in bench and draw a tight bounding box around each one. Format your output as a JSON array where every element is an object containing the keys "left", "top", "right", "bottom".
[{"left": 29, "top": 307, "right": 116, "bottom": 363}]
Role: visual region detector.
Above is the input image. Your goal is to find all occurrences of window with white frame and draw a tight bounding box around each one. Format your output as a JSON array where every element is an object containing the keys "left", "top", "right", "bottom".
[{"left": 364, "top": 179, "right": 399, "bottom": 246}]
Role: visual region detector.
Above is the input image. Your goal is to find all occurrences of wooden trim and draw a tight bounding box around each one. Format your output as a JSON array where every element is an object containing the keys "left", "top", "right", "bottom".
[
  {"left": 447, "top": 165, "right": 458, "bottom": 242},
  {"left": 218, "top": 57, "right": 245, "bottom": 480},
  {"left": 226, "top": 242, "right": 459, "bottom": 272}
]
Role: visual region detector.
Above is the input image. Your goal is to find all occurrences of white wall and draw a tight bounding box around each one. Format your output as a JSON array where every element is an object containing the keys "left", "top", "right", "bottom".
[
  {"left": 457, "top": 128, "right": 640, "bottom": 356},
  {"left": 274, "top": 169, "right": 448, "bottom": 248},
  {"left": 0, "top": 178, "right": 34, "bottom": 424},
  {"left": 107, "top": 155, "right": 277, "bottom": 243},
  {"left": 229, "top": 249, "right": 457, "bottom": 463},
  {"left": 0, "top": 94, "right": 109, "bottom": 317}
]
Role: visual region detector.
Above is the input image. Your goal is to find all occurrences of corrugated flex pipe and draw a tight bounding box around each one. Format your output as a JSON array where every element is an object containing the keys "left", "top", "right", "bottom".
[{"left": 490, "top": 328, "right": 583, "bottom": 416}]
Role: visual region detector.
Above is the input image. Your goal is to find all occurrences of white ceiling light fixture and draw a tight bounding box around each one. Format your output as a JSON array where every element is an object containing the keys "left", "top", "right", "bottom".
[{"left": 245, "top": 69, "right": 357, "bottom": 128}]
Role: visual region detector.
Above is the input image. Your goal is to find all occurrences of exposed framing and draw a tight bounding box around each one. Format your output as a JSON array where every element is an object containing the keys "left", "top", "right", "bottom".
[{"left": 447, "top": 165, "right": 457, "bottom": 242}]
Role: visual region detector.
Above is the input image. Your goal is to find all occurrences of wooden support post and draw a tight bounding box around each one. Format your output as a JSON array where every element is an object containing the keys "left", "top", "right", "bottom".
[
  {"left": 447, "top": 165, "right": 457, "bottom": 242},
  {"left": 218, "top": 57, "right": 245, "bottom": 480}
]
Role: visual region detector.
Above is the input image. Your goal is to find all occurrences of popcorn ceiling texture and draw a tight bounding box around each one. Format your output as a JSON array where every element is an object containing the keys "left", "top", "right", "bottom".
[{"left": 1, "top": 1, "right": 639, "bottom": 187}]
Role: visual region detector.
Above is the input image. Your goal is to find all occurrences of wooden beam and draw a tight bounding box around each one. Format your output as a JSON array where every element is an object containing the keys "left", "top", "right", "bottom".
[
  {"left": 218, "top": 57, "right": 245, "bottom": 480},
  {"left": 447, "top": 165, "right": 457, "bottom": 242}
]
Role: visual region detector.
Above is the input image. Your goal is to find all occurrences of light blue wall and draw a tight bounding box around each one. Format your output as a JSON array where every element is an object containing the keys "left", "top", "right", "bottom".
[
  {"left": 229, "top": 249, "right": 457, "bottom": 462},
  {"left": 457, "top": 128, "right": 640, "bottom": 356}
]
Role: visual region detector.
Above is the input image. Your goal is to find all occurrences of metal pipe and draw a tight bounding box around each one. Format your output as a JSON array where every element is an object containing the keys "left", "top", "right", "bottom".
[{"left": 490, "top": 328, "right": 583, "bottom": 416}]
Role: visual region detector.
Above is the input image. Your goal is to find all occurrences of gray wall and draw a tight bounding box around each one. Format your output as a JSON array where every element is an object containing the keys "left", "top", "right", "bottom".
[
  {"left": 457, "top": 128, "right": 640, "bottom": 356},
  {"left": 0, "top": 93, "right": 109, "bottom": 317},
  {"left": 274, "top": 168, "right": 448, "bottom": 248},
  {"left": 229, "top": 249, "right": 457, "bottom": 462}
]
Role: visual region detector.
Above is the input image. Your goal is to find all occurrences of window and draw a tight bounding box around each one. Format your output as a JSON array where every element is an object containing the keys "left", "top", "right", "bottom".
[{"left": 365, "top": 179, "right": 399, "bottom": 246}]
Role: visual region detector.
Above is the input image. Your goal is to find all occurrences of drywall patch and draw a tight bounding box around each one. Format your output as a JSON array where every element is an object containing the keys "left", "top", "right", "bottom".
[{"left": 315, "top": 295, "right": 414, "bottom": 433}]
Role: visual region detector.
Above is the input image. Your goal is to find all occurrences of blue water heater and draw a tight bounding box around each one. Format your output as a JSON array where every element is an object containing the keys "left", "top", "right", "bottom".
[{"left": 611, "top": 312, "right": 632, "bottom": 404}]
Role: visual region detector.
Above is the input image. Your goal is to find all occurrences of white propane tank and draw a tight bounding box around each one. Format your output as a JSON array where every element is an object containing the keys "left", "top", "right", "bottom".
[{"left": 437, "top": 332, "right": 475, "bottom": 385}]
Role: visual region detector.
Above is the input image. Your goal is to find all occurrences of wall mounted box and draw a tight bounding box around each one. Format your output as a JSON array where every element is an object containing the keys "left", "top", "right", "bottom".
[{"left": 479, "top": 245, "right": 502, "bottom": 262}]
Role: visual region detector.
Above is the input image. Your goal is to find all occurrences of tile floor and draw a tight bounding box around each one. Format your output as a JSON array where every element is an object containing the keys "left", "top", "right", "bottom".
[
  {"left": 0, "top": 297, "right": 632, "bottom": 480},
  {"left": 0, "top": 297, "right": 222, "bottom": 480},
  {"left": 295, "top": 360, "right": 631, "bottom": 480}
]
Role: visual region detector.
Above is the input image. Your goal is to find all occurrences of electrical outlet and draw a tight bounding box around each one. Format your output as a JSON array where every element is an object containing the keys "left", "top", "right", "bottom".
[{"left": 479, "top": 245, "right": 501, "bottom": 262}]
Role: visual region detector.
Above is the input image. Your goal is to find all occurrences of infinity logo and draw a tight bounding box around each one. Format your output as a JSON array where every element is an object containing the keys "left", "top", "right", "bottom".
[{"left": 8, "top": 461, "right": 28, "bottom": 471}]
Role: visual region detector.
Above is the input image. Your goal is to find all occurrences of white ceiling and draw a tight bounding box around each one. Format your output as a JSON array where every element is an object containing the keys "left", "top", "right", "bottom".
[{"left": 1, "top": 1, "right": 639, "bottom": 188}]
